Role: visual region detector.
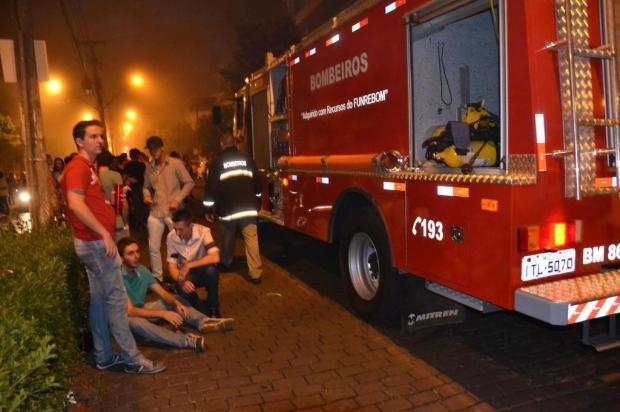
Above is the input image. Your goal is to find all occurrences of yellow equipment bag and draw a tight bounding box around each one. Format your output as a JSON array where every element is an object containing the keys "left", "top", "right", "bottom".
[{"left": 422, "top": 102, "right": 500, "bottom": 172}]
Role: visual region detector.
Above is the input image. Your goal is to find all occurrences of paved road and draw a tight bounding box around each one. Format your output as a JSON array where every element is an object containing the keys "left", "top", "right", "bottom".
[
  {"left": 69, "top": 221, "right": 620, "bottom": 411},
  {"left": 260, "top": 223, "right": 620, "bottom": 411}
]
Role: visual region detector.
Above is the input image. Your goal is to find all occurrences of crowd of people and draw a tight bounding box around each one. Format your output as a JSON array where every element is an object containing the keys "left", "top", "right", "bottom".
[
  {"left": 58, "top": 119, "right": 263, "bottom": 374},
  {"left": 47, "top": 144, "right": 192, "bottom": 232}
]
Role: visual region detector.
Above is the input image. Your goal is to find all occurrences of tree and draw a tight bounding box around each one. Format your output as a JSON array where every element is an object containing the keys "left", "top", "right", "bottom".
[
  {"left": 0, "top": 113, "right": 24, "bottom": 172},
  {"left": 194, "top": 112, "right": 228, "bottom": 160},
  {"left": 0, "top": 113, "right": 21, "bottom": 145},
  {"left": 156, "top": 121, "right": 197, "bottom": 157},
  {"left": 220, "top": 1, "right": 301, "bottom": 91}
]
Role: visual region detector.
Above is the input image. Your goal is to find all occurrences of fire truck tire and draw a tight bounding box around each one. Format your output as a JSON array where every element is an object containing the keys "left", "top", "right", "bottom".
[{"left": 339, "top": 207, "right": 399, "bottom": 324}]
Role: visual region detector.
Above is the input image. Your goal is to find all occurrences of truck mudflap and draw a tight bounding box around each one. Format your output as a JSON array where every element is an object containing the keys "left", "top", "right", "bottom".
[{"left": 515, "top": 270, "right": 620, "bottom": 326}]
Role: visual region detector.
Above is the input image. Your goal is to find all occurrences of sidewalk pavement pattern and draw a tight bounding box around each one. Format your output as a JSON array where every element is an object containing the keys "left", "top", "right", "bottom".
[{"left": 69, "top": 256, "right": 492, "bottom": 412}]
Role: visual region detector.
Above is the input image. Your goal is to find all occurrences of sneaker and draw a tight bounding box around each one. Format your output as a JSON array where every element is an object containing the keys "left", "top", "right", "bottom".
[
  {"left": 95, "top": 354, "right": 124, "bottom": 370},
  {"left": 186, "top": 333, "right": 206, "bottom": 352},
  {"left": 199, "top": 317, "right": 235, "bottom": 333},
  {"left": 124, "top": 359, "right": 166, "bottom": 374}
]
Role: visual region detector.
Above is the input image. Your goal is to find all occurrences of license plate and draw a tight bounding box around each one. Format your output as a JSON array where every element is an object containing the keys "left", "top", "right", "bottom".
[{"left": 521, "top": 249, "right": 576, "bottom": 281}]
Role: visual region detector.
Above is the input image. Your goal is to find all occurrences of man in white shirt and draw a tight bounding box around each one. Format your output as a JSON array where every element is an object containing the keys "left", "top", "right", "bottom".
[{"left": 166, "top": 208, "right": 223, "bottom": 317}]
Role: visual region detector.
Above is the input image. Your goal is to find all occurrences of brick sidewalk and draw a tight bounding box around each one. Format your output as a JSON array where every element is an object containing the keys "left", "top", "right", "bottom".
[{"left": 68, "top": 255, "right": 492, "bottom": 411}]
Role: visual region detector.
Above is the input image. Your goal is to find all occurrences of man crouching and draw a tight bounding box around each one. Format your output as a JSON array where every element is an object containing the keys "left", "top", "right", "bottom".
[{"left": 117, "top": 237, "right": 234, "bottom": 353}]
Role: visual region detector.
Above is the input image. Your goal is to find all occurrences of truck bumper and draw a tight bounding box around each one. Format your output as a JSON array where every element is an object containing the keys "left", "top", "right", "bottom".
[{"left": 515, "top": 270, "right": 620, "bottom": 326}]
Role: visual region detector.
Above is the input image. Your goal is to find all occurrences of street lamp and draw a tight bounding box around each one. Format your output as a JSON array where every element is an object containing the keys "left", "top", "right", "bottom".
[
  {"left": 85, "top": 71, "right": 147, "bottom": 154},
  {"left": 122, "top": 121, "right": 133, "bottom": 134},
  {"left": 81, "top": 111, "right": 95, "bottom": 121},
  {"left": 126, "top": 109, "right": 137, "bottom": 121},
  {"left": 45, "top": 77, "right": 63, "bottom": 95},
  {"left": 129, "top": 73, "right": 145, "bottom": 89},
  {"left": 119, "top": 108, "right": 140, "bottom": 153}
]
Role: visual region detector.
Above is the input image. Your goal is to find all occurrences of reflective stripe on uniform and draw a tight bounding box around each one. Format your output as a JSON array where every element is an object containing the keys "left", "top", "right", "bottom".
[
  {"left": 220, "top": 210, "right": 258, "bottom": 221},
  {"left": 220, "top": 170, "right": 253, "bottom": 181}
]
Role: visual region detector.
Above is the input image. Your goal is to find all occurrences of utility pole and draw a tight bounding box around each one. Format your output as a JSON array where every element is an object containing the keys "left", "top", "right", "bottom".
[
  {"left": 82, "top": 40, "right": 114, "bottom": 152},
  {"left": 58, "top": 1, "right": 112, "bottom": 151},
  {"left": 12, "top": 0, "right": 53, "bottom": 228}
]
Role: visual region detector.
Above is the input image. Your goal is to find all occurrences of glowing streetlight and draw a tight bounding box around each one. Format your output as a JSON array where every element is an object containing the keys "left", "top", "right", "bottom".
[
  {"left": 45, "top": 77, "right": 63, "bottom": 95},
  {"left": 82, "top": 112, "right": 95, "bottom": 121},
  {"left": 129, "top": 73, "right": 145, "bottom": 89},
  {"left": 123, "top": 121, "right": 134, "bottom": 134},
  {"left": 126, "top": 109, "right": 137, "bottom": 121}
]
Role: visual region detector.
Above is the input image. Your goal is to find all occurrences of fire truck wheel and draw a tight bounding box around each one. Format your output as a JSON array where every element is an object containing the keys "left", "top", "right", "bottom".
[{"left": 339, "top": 207, "right": 399, "bottom": 324}]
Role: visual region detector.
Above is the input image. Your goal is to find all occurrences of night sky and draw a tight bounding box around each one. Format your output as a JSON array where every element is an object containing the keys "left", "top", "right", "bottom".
[{"left": 0, "top": 0, "right": 277, "bottom": 157}]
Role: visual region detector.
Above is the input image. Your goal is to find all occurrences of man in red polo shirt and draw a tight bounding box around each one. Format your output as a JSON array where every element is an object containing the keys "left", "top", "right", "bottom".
[{"left": 62, "top": 119, "right": 165, "bottom": 374}]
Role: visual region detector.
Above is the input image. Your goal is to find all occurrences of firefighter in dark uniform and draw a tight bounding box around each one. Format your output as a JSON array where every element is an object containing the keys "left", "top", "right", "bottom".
[{"left": 203, "top": 133, "right": 263, "bottom": 284}]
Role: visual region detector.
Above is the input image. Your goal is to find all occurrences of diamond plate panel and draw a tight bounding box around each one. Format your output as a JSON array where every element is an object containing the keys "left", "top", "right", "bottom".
[
  {"left": 556, "top": 0, "right": 596, "bottom": 197},
  {"left": 556, "top": 0, "right": 607, "bottom": 197}
]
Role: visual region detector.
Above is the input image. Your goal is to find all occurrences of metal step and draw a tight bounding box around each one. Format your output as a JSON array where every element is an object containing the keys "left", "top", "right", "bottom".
[
  {"left": 581, "top": 316, "right": 620, "bottom": 352},
  {"left": 516, "top": 270, "right": 620, "bottom": 351},
  {"left": 577, "top": 118, "right": 620, "bottom": 127},
  {"left": 573, "top": 45, "right": 615, "bottom": 59},
  {"left": 426, "top": 281, "right": 501, "bottom": 313},
  {"left": 515, "top": 270, "right": 620, "bottom": 326}
]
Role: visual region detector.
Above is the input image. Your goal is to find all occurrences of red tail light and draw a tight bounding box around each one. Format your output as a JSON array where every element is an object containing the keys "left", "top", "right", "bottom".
[{"left": 518, "top": 220, "right": 580, "bottom": 252}]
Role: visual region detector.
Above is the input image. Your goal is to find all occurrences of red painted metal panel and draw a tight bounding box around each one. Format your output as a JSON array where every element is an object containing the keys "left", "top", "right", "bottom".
[
  {"left": 289, "top": 3, "right": 409, "bottom": 156},
  {"left": 404, "top": 180, "right": 514, "bottom": 307},
  {"left": 282, "top": 172, "right": 408, "bottom": 266}
]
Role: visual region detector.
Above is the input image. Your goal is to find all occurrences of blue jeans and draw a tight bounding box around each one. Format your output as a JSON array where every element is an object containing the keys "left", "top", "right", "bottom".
[
  {"left": 147, "top": 215, "right": 172, "bottom": 282},
  {"left": 73, "top": 238, "right": 142, "bottom": 365},
  {"left": 175, "top": 265, "right": 220, "bottom": 310},
  {"left": 128, "top": 299, "right": 209, "bottom": 348}
]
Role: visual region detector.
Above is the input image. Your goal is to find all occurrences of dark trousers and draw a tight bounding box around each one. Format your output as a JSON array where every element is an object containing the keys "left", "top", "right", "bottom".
[
  {"left": 0, "top": 196, "right": 8, "bottom": 215},
  {"left": 127, "top": 184, "right": 147, "bottom": 230},
  {"left": 175, "top": 264, "right": 220, "bottom": 310}
]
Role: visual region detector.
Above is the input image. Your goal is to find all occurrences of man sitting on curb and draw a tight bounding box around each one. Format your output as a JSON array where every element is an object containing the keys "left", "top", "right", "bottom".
[
  {"left": 117, "top": 237, "right": 234, "bottom": 353},
  {"left": 167, "top": 208, "right": 224, "bottom": 317}
]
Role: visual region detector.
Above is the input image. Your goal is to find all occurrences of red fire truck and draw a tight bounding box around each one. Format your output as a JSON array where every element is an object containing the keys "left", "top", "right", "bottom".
[{"left": 232, "top": 0, "right": 620, "bottom": 350}]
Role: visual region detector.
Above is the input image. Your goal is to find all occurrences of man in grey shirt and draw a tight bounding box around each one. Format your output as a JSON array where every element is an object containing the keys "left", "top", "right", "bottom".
[{"left": 143, "top": 136, "right": 195, "bottom": 282}]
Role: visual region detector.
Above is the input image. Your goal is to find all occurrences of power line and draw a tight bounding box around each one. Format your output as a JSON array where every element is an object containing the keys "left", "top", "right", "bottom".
[
  {"left": 57, "top": 0, "right": 113, "bottom": 151},
  {"left": 58, "top": 0, "right": 89, "bottom": 81}
]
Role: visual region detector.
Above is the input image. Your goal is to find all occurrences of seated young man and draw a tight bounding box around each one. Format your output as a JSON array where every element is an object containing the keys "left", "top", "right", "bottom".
[
  {"left": 166, "top": 208, "right": 224, "bottom": 317},
  {"left": 117, "top": 237, "right": 234, "bottom": 353}
]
